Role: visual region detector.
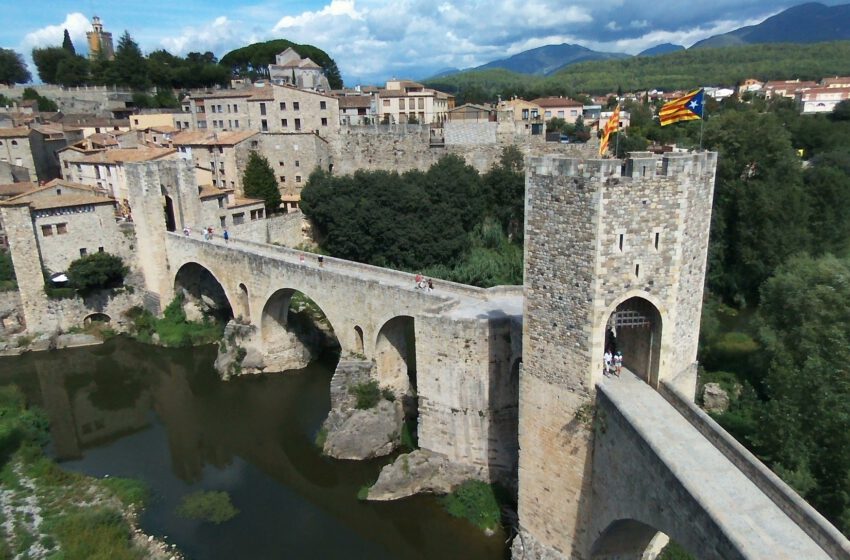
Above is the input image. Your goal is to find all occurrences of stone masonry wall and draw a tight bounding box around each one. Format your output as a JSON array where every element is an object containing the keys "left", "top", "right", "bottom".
[
  {"left": 517, "top": 152, "right": 717, "bottom": 559},
  {"left": 444, "top": 122, "right": 498, "bottom": 145}
]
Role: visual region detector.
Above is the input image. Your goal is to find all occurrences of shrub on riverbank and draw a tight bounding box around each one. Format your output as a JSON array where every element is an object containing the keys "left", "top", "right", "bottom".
[
  {"left": 350, "top": 380, "right": 382, "bottom": 409},
  {"left": 440, "top": 480, "right": 506, "bottom": 532},
  {"left": 125, "top": 295, "right": 224, "bottom": 347}
]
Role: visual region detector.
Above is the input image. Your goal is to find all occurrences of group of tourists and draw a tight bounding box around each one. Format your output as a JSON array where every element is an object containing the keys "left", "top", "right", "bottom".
[
  {"left": 603, "top": 349, "right": 623, "bottom": 377},
  {"left": 414, "top": 273, "right": 434, "bottom": 292},
  {"left": 182, "top": 226, "right": 229, "bottom": 243}
]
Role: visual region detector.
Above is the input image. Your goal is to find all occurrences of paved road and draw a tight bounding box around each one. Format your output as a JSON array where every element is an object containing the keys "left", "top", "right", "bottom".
[{"left": 599, "top": 372, "right": 831, "bottom": 559}]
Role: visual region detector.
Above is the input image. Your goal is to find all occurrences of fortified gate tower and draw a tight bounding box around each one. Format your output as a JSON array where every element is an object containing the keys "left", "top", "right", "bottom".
[{"left": 516, "top": 151, "right": 717, "bottom": 558}]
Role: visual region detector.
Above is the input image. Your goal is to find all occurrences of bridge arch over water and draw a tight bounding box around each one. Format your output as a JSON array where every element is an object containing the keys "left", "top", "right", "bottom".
[{"left": 173, "top": 261, "right": 235, "bottom": 321}]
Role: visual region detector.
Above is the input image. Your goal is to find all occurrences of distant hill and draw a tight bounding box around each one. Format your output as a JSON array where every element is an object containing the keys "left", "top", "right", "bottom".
[
  {"left": 472, "top": 43, "right": 629, "bottom": 76},
  {"left": 423, "top": 41, "right": 850, "bottom": 102},
  {"left": 692, "top": 2, "right": 850, "bottom": 49},
  {"left": 638, "top": 43, "right": 685, "bottom": 57}
]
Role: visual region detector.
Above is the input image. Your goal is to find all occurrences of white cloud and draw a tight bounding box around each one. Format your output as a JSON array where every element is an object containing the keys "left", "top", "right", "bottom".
[
  {"left": 606, "top": 21, "right": 621, "bottom": 31},
  {"left": 22, "top": 13, "right": 90, "bottom": 53},
  {"left": 160, "top": 16, "right": 248, "bottom": 55},
  {"left": 630, "top": 19, "right": 649, "bottom": 29}
]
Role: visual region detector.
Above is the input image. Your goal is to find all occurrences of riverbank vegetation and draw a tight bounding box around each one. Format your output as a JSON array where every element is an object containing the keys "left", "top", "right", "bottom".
[
  {"left": 440, "top": 480, "right": 508, "bottom": 532},
  {"left": 125, "top": 295, "right": 224, "bottom": 347},
  {"left": 301, "top": 148, "right": 524, "bottom": 287},
  {"left": 0, "top": 385, "right": 155, "bottom": 559},
  {"left": 175, "top": 491, "right": 239, "bottom": 525}
]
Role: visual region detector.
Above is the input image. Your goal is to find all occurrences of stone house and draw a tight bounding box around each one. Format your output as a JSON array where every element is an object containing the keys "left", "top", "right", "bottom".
[
  {"left": 247, "top": 84, "right": 339, "bottom": 136},
  {"left": 59, "top": 146, "right": 177, "bottom": 200},
  {"left": 0, "top": 128, "right": 38, "bottom": 182},
  {"left": 531, "top": 96, "right": 584, "bottom": 123},
  {"left": 377, "top": 80, "right": 453, "bottom": 124},
  {"left": 0, "top": 182, "right": 36, "bottom": 250},
  {"left": 822, "top": 76, "right": 850, "bottom": 88},
  {"left": 0, "top": 180, "right": 131, "bottom": 274},
  {"left": 188, "top": 90, "right": 253, "bottom": 131},
  {"left": 247, "top": 132, "right": 334, "bottom": 210},
  {"left": 498, "top": 98, "right": 544, "bottom": 135},
  {"left": 130, "top": 112, "right": 182, "bottom": 130},
  {"left": 447, "top": 104, "right": 496, "bottom": 122},
  {"left": 172, "top": 130, "right": 258, "bottom": 194},
  {"left": 54, "top": 114, "right": 130, "bottom": 137},
  {"left": 268, "top": 47, "right": 331, "bottom": 92},
  {"left": 196, "top": 184, "right": 267, "bottom": 232},
  {"left": 337, "top": 95, "right": 376, "bottom": 125}
]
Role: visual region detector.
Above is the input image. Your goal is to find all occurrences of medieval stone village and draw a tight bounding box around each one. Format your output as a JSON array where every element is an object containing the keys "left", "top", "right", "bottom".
[{"left": 1, "top": 6, "right": 850, "bottom": 560}]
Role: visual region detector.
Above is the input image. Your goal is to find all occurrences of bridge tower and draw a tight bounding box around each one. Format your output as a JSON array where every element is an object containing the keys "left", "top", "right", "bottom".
[{"left": 515, "top": 151, "right": 717, "bottom": 558}]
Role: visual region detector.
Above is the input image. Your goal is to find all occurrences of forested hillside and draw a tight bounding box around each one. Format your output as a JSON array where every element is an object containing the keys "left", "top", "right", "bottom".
[{"left": 425, "top": 42, "right": 850, "bottom": 102}]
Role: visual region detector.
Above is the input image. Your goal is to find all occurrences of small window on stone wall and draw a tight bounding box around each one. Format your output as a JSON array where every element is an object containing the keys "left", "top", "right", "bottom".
[
  {"left": 654, "top": 231, "right": 661, "bottom": 250},
  {"left": 56, "top": 223, "right": 67, "bottom": 235},
  {"left": 98, "top": 246, "right": 104, "bottom": 253},
  {"left": 41, "top": 225, "right": 53, "bottom": 236},
  {"left": 618, "top": 234, "right": 624, "bottom": 252},
  {"left": 79, "top": 248, "right": 87, "bottom": 256},
  {"left": 635, "top": 263, "right": 640, "bottom": 278}
]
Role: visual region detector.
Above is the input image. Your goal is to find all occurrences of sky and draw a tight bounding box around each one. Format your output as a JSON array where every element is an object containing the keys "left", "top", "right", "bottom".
[{"left": 2, "top": 0, "right": 846, "bottom": 85}]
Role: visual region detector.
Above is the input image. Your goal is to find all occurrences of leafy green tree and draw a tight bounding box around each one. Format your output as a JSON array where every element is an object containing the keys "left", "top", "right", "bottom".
[
  {"left": 66, "top": 252, "right": 128, "bottom": 293},
  {"left": 22, "top": 88, "right": 57, "bottom": 112},
  {"left": 703, "top": 108, "right": 810, "bottom": 305},
  {"left": 219, "top": 39, "right": 343, "bottom": 88},
  {"left": 55, "top": 55, "right": 90, "bottom": 87},
  {"left": 755, "top": 254, "right": 850, "bottom": 533},
  {"left": 32, "top": 47, "right": 72, "bottom": 83},
  {"left": 242, "top": 151, "right": 281, "bottom": 213},
  {"left": 113, "top": 31, "right": 149, "bottom": 90},
  {"left": 482, "top": 146, "right": 525, "bottom": 240},
  {"left": 0, "top": 49, "right": 31, "bottom": 85},
  {"left": 62, "top": 29, "right": 76, "bottom": 54},
  {"left": 831, "top": 99, "right": 850, "bottom": 122},
  {"left": 803, "top": 160, "right": 850, "bottom": 254}
]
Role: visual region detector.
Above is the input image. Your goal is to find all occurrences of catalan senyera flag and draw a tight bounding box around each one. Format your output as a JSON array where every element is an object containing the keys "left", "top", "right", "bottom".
[
  {"left": 659, "top": 88, "right": 704, "bottom": 126},
  {"left": 598, "top": 105, "right": 621, "bottom": 156}
]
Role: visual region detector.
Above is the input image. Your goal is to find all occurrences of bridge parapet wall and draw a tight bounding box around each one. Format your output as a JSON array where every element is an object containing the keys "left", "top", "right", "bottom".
[{"left": 659, "top": 380, "right": 850, "bottom": 559}]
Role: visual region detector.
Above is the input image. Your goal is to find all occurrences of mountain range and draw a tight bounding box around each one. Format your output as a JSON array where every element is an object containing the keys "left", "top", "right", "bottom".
[{"left": 427, "top": 2, "right": 850, "bottom": 79}]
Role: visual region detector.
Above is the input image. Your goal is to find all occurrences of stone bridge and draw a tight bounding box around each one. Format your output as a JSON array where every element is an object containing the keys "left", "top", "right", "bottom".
[{"left": 162, "top": 232, "right": 523, "bottom": 482}]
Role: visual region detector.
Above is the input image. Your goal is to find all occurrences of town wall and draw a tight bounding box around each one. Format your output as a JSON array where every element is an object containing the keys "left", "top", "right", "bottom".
[
  {"left": 266, "top": 211, "right": 307, "bottom": 247},
  {"left": 0, "top": 84, "right": 134, "bottom": 115}
]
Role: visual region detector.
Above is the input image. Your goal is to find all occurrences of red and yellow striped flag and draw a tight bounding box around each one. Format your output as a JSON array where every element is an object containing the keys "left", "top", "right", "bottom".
[
  {"left": 659, "top": 89, "right": 704, "bottom": 126},
  {"left": 599, "top": 105, "right": 621, "bottom": 156}
]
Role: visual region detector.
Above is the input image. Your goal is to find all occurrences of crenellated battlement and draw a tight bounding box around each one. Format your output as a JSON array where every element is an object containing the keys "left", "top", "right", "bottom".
[{"left": 528, "top": 150, "right": 718, "bottom": 183}]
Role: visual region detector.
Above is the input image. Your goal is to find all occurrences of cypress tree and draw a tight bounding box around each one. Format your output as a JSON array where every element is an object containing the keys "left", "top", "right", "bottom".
[
  {"left": 242, "top": 151, "right": 281, "bottom": 213},
  {"left": 62, "top": 29, "right": 76, "bottom": 55}
]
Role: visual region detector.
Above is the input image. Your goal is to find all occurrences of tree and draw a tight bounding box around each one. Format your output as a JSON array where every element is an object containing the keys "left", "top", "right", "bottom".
[
  {"left": 55, "top": 55, "right": 90, "bottom": 87},
  {"left": 755, "top": 254, "right": 850, "bottom": 534},
  {"left": 0, "top": 49, "right": 31, "bottom": 85},
  {"left": 22, "top": 88, "right": 57, "bottom": 112},
  {"left": 62, "top": 29, "right": 76, "bottom": 55},
  {"left": 831, "top": 99, "right": 850, "bottom": 122},
  {"left": 482, "top": 146, "right": 525, "bottom": 240},
  {"left": 66, "top": 252, "right": 128, "bottom": 293},
  {"left": 32, "top": 47, "right": 74, "bottom": 83},
  {"left": 242, "top": 151, "right": 281, "bottom": 213},
  {"left": 113, "top": 31, "right": 149, "bottom": 90}
]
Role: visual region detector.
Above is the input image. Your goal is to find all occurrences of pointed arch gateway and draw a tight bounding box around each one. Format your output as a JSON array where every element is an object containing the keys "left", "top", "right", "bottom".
[{"left": 375, "top": 315, "right": 417, "bottom": 418}]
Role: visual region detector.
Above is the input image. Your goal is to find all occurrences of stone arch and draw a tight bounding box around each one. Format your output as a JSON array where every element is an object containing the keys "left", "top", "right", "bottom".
[
  {"left": 173, "top": 262, "right": 234, "bottom": 322},
  {"left": 83, "top": 312, "right": 111, "bottom": 325},
  {"left": 260, "top": 287, "right": 338, "bottom": 350},
  {"left": 237, "top": 283, "right": 251, "bottom": 323},
  {"left": 375, "top": 315, "right": 417, "bottom": 419},
  {"left": 602, "top": 296, "right": 662, "bottom": 385},
  {"left": 591, "top": 519, "right": 678, "bottom": 560},
  {"left": 353, "top": 325, "right": 364, "bottom": 355}
]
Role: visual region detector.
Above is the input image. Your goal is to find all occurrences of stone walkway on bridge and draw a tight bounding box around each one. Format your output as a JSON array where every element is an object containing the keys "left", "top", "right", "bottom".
[
  {"left": 599, "top": 372, "right": 831, "bottom": 559},
  {"left": 193, "top": 232, "right": 523, "bottom": 318}
]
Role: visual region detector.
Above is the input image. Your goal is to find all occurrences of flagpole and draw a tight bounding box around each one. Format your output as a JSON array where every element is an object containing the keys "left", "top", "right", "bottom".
[{"left": 699, "top": 91, "right": 706, "bottom": 151}]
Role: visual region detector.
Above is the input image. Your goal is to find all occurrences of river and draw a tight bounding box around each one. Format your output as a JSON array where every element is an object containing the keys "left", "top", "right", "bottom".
[{"left": 0, "top": 337, "right": 508, "bottom": 560}]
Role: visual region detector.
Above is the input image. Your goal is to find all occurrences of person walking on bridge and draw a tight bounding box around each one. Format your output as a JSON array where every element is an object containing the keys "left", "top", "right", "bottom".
[{"left": 223, "top": 229, "right": 230, "bottom": 244}]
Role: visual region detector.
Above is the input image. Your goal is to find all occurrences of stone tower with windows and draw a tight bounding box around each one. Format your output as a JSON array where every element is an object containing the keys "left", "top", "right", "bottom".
[
  {"left": 515, "top": 151, "right": 717, "bottom": 558},
  {"left": 86, "top": 16, "right": 114, "bottom": 61}
]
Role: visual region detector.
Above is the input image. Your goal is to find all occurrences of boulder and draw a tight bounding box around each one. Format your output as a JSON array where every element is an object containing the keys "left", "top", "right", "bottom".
[
  {"left": 366, "top": 449, "right": 486, "bottom": 501},
  {"left": 322, "top": 400, "right": 403, "bottom": 460},
  {"left": 182, "top": 300, "right": 205, "bottom": 323},
  {"left": 702, "top": 382, "right": 730, "bottom": 414}
]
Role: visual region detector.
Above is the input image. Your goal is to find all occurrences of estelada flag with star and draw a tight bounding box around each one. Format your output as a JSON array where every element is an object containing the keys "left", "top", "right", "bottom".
[
  {"left": 659, "top": 88, "right": 704, "bottom": 126},
  {"left": 599, "top": 104, "right": 621, "bottom": 156}
]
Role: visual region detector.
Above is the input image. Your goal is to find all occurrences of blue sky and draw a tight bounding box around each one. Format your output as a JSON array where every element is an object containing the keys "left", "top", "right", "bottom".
[{"left": 3, "top": 1, "right": 845, "bottom": 84}]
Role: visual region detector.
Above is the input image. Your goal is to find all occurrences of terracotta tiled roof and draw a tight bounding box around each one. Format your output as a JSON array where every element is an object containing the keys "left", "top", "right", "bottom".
[
  {"left": 1, "top": 181, "right": 115, "bottom": 210},
  {"left": 198, "top": 185, "right": 234, "bottom": 199},
  {"left": 173, "top": 130, "right": 257, "bottom": 146},
  {"left": 337, "top": 96, "right": 373, "bottom": 109},
  {"left": 531, "top": 97, "right": 583, "bottom": 108},
  {"left": 229, "top": 197, "right": 264, "bottom": 208},
  {"left": 69, "top": 147, "right": 177, "bottom": 164},
  {"left": 0, "top": 127, "right": 30, "bottom": 138},
  {"left": 0, "top": 182, "right": 36, "bottom": 198}
]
